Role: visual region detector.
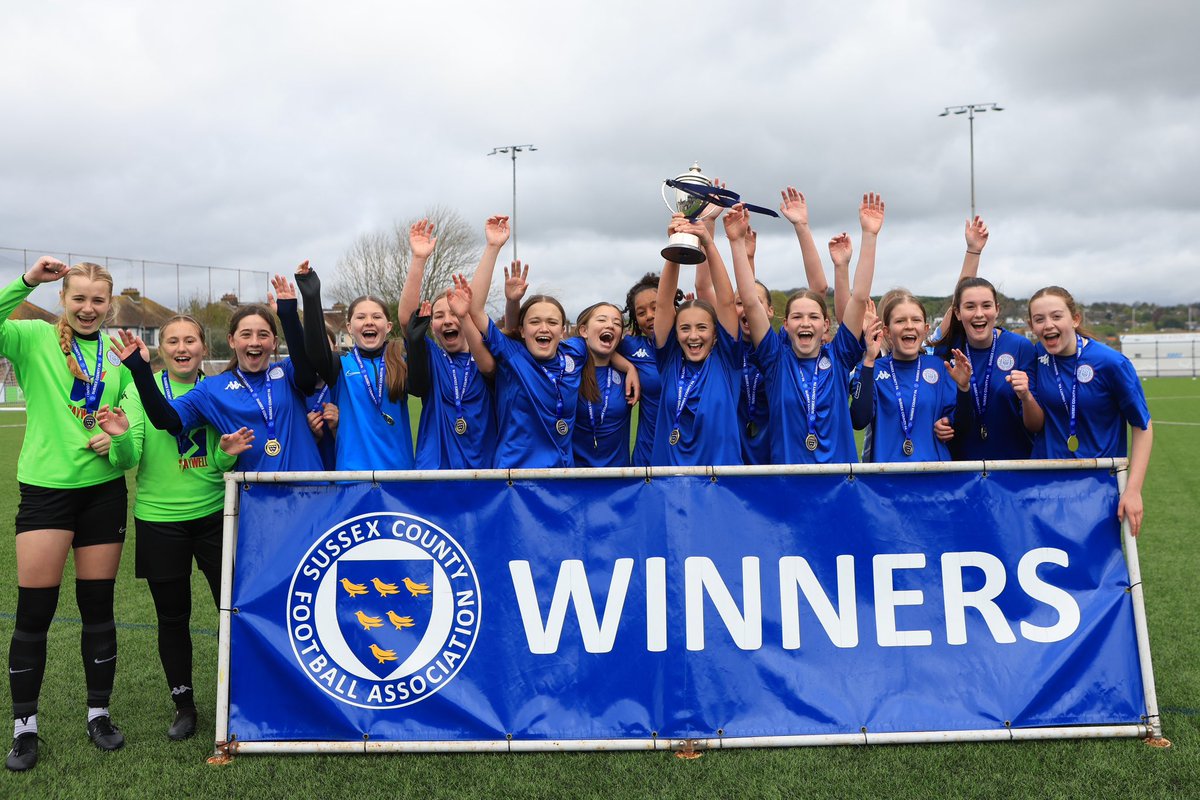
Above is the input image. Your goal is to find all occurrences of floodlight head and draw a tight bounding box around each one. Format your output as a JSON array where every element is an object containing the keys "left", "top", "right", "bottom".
[
  {"left": 991, "top": 105, "right": 1005, "bottom": 112},
  {"left": 954, "top": 108, "right": 968, "bottom": 115},
  {"left": 938, "top": 110, "right": 950, "bottom": 117}
]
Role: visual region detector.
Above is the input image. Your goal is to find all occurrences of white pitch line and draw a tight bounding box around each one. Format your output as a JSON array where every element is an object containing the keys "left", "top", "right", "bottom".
[{"left": 1152, "top": 420, "right": 1200, "bottom": 427}]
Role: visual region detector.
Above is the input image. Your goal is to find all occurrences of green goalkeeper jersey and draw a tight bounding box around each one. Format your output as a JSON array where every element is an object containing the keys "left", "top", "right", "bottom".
[
  {"left": 108, "top": 371, "right": 237, "bottom": 522},
  {"left": 0, "top": 276, "right": 134, "bottom": 489}
]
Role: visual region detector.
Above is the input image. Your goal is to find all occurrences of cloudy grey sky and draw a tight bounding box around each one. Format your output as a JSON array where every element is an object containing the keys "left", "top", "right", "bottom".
[{"left": 2, "top": 1, "right": 1197, "bottom": 316}]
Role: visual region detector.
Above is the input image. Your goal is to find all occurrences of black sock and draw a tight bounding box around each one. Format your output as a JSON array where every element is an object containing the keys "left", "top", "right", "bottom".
[
  {"left": 9, "top": 586, "right": 60, "bottom": 719},
  {"left": 147, "top": 579, "right": 195, "bottom": 709},
  {"left": 76, "top": 579, "right": 117, "bottom": 709}
]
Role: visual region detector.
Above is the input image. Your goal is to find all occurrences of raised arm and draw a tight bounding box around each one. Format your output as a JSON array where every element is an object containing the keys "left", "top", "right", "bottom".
[
  {"left": 449, "top": 276, "right": 496, "bottom": 376},
  {"left": 842, "top": 193, "right": 885, "bottom": 338},
  {"left": 827, "top": 233, "right": 853, "bottom": 325},
  {"left": 405, "top": 300, "right": 433, "bottom": 399},
  {"left": 654, "top": 254, "right": 682, "bottom": 350},
  {"left": 696, "top": 214, "right": 739, "bottom": 337},
  {"left": 726, "top": 205, "right": 770, "bottom": 346},
  {"left": 936, "top": 216, "right": 990, "bottom": 341},
  {"left": 398, "top": 219, "right": 437, "bottom": 329},
  {"left": 468, "top": 215, "right": 511, "bottom": 321},
  {"left": 271, "top": 273, "right": 318, "bottom": 395},
  {"left": 779, "top": 186, "right": 829, "bottom": 297},
  {"left": 503, "top": 260, "right": 529, "bottom": 332},
  {"left": 294, "top": 261, "right": 338, "bottom": 385},
  {"left": 112, "top": 331, "right": 184, "bottom": 435}
]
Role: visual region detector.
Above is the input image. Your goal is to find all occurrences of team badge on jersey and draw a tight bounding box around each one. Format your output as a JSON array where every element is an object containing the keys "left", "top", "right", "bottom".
[
  {"left": 818, "top": 356, "right": 832, "bottom": 371},
  {"left": 563, "top": 354, "right": 576, "bottom": 373},
  {"left": 107, "top": 350, "right": 122, "bottom": 367},
  {"left": 922, "top": 368, "right": 939, "bottom": 384},
  {"left": 996, "top": 353, "right": 1015, "bottom": 371},
  {"left": 287, "top": 512, "right": 481, "bottom": 709},
  {"left": 269, "top": 366, "right": 285, "bottom": 380},
  {"left": 1077, "top": 364, "right": 1094, "bottom": 383}
]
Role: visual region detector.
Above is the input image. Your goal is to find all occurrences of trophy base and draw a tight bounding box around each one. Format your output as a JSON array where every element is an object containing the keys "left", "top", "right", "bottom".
[{"left": 661, "top": 234, "right": 707, "bottom": 265}]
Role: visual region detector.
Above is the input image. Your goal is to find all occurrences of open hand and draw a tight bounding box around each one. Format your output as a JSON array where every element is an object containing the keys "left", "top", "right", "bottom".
[
  {"left": 859, "top": 193, "right": 885, "bottom": 235},
  {"left": 410, "top": 219, "right": 437, "bottom": 259},
  {"left": 219, "top": 427, "right": 255, "bottom": 456}
]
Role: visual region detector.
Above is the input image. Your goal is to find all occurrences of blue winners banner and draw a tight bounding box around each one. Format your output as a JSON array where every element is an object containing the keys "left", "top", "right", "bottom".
[{"left": 222, "top": 464, "right": 1151, "bottom": 747}]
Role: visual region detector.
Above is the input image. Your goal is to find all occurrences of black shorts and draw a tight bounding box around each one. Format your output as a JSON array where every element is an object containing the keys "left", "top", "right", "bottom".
[
  {"left": 135, "top": 512, "right": 223, "bottom": 583},
  {"left": 16, "top": 477, "right": 128, "bottom": 547}
]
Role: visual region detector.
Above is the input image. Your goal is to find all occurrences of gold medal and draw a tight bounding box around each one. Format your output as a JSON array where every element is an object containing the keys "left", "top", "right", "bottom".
[
  {"left": 555, "top": 419, "right": 569, "bottom": 436},
  {"left": 902, "top": 438, "right": 914, "bottom": 457},
  {"left": 805, "top": 433, "right": 818, "bottom": 452},
  {"left": 264, "top": 438, "right": 282, "bottom": 457},
  {"left": 454, "top": 417, "right": 467, "bottom": 436},
  {"left": 382, "top": 413, "right": 395, "bottom": 426},
  {"left": 669, "top": 428, "right": 681, "bottom": 446},
  {"left": 979, "top": 425, "right": 988, "bottom": 441},
  {"left": 82, "top": 413, "right": 98, "bottom": 430},
  {"left": 1067, "top": 434, "right": 1079, "bottom": 453}
]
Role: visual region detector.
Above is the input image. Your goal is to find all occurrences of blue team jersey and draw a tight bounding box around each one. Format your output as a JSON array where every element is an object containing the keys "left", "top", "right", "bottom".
[
  {"left": 573, "top": 364, "right": 632, "bottom": 468},
  {"left": 485, "top": 320, "right": 587, "bottom": 469},
  {"left": 1030, "top": 338, "right": 1150, "bottom": 459},
  {"left": 618, "top": 334, "right": 661, "bottom": 468},
  {"left": 329, "top": 348, "right": 414, "bottom": 471},
  {"left": 651, "top": 325, "right": 744, "bottom": 467},
  {"left": 952, "top": 329, "right": 1036, "bottom": 460},
  {"left": 752, "top": 324, "right": 865, "bottom": 464},
  {"left": 737, "top": 340, "right": 772, "bottom": 465},
  {"left": 414, "top": 343, "right": 496, "bottom": 470},
  {"left": 171, "top": 358, "right": 324, "bottom": 473},
  {"left": 863, "top": 355, "right": 958, "bottom": 462}
]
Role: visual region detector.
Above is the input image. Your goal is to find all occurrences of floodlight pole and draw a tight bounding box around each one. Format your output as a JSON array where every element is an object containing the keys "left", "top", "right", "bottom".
[
  {"left": 488, "top": 144, "right": 537, "bottom": 262},
  {"left": 939, "top": 103, "right": 1003, "bottom": 220}
]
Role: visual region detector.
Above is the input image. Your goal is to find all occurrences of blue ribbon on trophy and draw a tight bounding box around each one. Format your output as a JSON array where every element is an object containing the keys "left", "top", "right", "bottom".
[{"left": 661, "top": 162, "right": 780, "bottom": 265}]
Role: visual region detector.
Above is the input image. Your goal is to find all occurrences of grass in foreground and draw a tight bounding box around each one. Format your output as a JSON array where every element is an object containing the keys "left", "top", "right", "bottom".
[{"left": 0, "top": 378, "right": 1196, "bottom": 798}]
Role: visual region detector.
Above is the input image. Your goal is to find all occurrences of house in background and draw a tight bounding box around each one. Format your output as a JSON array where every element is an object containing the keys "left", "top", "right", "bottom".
[{"left": 102, "top": 287, "right": 176, "bottom": 347}]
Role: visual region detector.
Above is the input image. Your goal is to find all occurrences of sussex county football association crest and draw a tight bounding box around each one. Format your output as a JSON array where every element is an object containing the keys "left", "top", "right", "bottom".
[{"left": 287, "top": 512, "right": 481, "bottom": 709}]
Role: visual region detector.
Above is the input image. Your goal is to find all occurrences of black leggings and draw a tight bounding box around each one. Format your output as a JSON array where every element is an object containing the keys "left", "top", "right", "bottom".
[{"left": 146, "top": 555, "right": 220, "bottom": 709}]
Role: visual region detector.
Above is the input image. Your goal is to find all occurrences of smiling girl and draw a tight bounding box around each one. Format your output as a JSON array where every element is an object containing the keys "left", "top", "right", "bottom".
[
  {"left": 854, "top": 289, "right": 959, "bottom": 461},
  {"left": 98, "top": 316, "right": 250, "bottom": 741},
  {"left": 651, "top": 215, "right": 743, "bottom": 466},
  {"left": 935, "top": 277, "right": 1041, "bottom": 459},
  {"left": 731, "top": 195, "right": 880, "bottom": 463},
  {"left": 2, "top": 258, "right": 135, "bottom": 770},
  {"left": 1021, "top": 286, "right": 1152, "bottom": 535},
  {"left": 572, "top": 302, "right": 634, "bottom": 467}
]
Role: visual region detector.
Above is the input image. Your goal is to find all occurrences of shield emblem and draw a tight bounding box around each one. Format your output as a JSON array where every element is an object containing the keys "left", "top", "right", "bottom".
[{"left": 335, "top": 559, "right": 436, "bottom": 679}]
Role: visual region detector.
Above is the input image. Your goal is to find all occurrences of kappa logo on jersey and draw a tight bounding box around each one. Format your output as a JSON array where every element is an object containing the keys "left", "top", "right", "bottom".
[
  {"left": 287, "top": 512, "right": 481, "bottom": 709},
  {"left": 632, "top": 348, "right": 649, "bottom": 359},
  {"left": 875, "top": 369, "right": 891, "bottom": 381},
  {"left": 1077, "top": 364, "right": 1095, "bottom": 384},
  {"left": 225, "top": 380, "right": 244, "bottom": 391},
  {"left": 922, "top": 368, "right": 939, "bottom": 384},
  {"left": 1039, "top": 354, "right": 1051, "bottom": 366},
  {"left": 996, "top": 353, "right": 1015, "bottom": 371}
]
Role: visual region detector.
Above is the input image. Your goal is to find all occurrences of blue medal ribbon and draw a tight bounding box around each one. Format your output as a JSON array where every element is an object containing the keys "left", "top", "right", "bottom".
[
  {"left": 1050, "top": 335, "right": 1083, "bottom": 451},
  {"left": 69, "top": 336, "right": 105, "bottom": 417},
  {"left": 235, "top": 367, "right": 276, "bottom": 441},
  {"left": 308, "top": 384, "right": 330, "bottom": 414},
  {"left": 672, "top": 361, "right": 704, "bottom": 433},
  {"left": 351, "top": 346, "right": 388, "bottom": 419},
  {"left": 968, "top": 330, "right": 998, "bottom": 431},
  {"left": 585, "top": 366, "right": 612, "bottom": 448},
  {"left": 795, "top": 348, "right": 830, "bottom": 437},
  {"left": 161, "top": 370, "right": 201, "bottom": 458},
  {"left": 887, "top": 355, "right": 922, "bottom": 445},
  {"left": 741, "top": 350, "right": 761, "bottom": 422},
  {"left": 443, "top": 350, "right": 473, "bottom": 421},
  {"left": 537, "top": 353, "right": 567, "bottom": 431}
]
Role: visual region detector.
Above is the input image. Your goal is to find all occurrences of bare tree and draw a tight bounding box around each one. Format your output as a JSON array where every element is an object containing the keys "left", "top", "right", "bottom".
[{"left": 331, "top": 206, "right": 482, "bottom": 308}]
